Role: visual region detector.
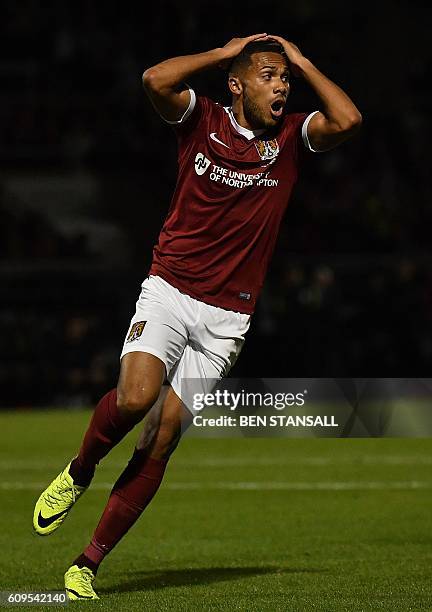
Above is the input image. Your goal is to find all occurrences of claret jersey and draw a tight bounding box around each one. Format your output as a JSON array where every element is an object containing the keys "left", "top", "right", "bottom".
[{"left": 150, "top": 89, "right": 318, "bottom": 314}]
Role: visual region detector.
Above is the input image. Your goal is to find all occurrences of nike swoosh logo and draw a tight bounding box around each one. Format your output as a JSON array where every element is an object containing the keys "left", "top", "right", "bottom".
[
  {"left": 66, "top": 588, "right": 94, "bottom": 600},
  {"left": 38, "top": 509, "right": 67, "bottom": 528},
  {"left": 210, "top": 132, "right": 230, "bottom": 148}
]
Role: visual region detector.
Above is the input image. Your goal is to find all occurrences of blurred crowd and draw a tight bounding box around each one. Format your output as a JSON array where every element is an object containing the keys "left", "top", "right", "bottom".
[
  {"left": 1, "top": 1, "right": 430, "bottom": 406},
  {"left": 0, "top": 198, "right": 90, "bottom": 260}
]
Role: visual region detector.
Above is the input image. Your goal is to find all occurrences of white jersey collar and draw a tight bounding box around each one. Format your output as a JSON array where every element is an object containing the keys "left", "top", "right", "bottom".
[{"left": 224, "top": 106, "right": 266, "bottom": 141}]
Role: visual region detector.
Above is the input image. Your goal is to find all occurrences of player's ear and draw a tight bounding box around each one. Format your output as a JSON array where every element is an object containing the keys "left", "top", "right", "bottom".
[{"left": 228, "top": 76, "right": 243, "bottom": 96}]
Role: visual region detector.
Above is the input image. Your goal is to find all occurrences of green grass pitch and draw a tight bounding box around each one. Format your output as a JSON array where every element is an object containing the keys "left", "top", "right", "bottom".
[{"left": 0, "top": 409, "right": 431, "bottom": 611}]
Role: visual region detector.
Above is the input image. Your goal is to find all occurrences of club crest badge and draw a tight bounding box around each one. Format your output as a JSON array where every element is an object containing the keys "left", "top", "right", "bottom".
[
  {"left": 126, "top": 321, "right": 146, "bottom": 343},
  {"left": 254, "top": 138, "right": 279, "bottom": 161}
]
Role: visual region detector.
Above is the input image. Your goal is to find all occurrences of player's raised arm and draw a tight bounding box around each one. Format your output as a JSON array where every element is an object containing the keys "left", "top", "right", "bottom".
[
  {"left": 269, "top": 35, "right": 362, "bottom": 151},
  {"left": 142, "top": 34, "right": 269, "bottom": 122}
]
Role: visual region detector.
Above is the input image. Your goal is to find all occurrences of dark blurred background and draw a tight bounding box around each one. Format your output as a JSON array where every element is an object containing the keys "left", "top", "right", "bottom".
[{"left": 1, "top": 0, "right": 431, "bottom": 407}]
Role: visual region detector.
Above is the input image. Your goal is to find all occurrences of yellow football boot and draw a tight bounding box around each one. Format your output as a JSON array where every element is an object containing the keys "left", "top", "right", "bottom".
[
  {"left": 64, "top": 565, "right": 99, "bottom": 600},
  {"left": 33, "top": 461, "right": 87, "bottom": 535}
]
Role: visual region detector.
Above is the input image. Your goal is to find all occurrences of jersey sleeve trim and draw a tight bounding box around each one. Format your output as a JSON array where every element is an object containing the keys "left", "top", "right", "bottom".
[
  {"left": 163, "top": 88, "right": 196, "bottom": 125},
  {"left": 301, "top": 110, "right": 321, "bottom": 153}
]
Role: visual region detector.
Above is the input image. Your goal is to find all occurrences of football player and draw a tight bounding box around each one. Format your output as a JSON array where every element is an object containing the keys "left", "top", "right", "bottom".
[{"left": 33, "top": 33, "right": 361, "bottom": 599}]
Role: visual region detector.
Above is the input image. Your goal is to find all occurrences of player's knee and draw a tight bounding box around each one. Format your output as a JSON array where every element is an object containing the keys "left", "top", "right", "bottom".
[{"left": 117, "top": 387, "right": 159, "bottom": 418}]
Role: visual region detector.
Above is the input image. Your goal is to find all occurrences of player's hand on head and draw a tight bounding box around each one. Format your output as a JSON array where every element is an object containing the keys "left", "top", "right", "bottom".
[
  {"left": 218, "top": 33, "right": 269, "bottom": 68},
  {"left": 267, "top": 35, "right": 306, "bottom": 77}
]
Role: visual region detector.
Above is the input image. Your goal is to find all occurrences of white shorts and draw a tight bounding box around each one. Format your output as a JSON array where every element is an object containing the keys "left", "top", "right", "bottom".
[{"left": 120, "top": 275, "right": 250, "bottom": 412}]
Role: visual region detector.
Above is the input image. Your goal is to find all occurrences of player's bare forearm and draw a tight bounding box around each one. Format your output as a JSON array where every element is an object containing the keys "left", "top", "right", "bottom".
[
  {"left": 142, "top": 33, "right": 268, "bottom": 122},
  {"left": 143, "top": 34, "right": 267, "bottom": 90},
  {"left": 143, "top": 49, "right": 225, "bottom": 93},
  {"left": 269, "top": 35, "right": 362, "bottom": 151},
  {"left": 142, "top": 49, "right": 226, "bottom": 122}
]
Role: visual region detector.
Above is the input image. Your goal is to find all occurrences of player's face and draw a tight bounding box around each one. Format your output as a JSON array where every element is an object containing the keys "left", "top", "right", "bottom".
[{"left": 241, "top": 52, "right": 290, "bottom": 129}]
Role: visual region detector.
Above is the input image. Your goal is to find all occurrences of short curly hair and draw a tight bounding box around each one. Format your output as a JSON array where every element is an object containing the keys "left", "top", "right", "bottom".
[{"left": 229, "top": 40, "right": 287, "bottom": 76}]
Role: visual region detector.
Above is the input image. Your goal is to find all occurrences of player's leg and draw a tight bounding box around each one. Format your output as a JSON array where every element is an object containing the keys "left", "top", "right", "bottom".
[
  {"left": 33, "top": 351, "right": 165, "bottom": 536},
  {"left": 72, "top": 341, "right": 226, "bottom": 572},
  {"left": 64, "top": 386, "right": 191, "bottom": 599},
  {"left": 70, "top": 300, "right": 186, "bottom": 486},
  {"left": 69, "top": 295, "right": 251, "bottom": 570},
  {"left": 69, "top": 351, "right": 165, "bottom": 486},
  {"left": 63, "top": 318, "right": 247, "bottom": 600},
  {"left": 33, "top": 276, "right": 188, "bottom": 536}
]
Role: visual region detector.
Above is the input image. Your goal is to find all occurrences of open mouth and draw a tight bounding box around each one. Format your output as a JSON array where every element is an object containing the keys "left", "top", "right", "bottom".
[{"left": 270, "top": 99, "right": 285, "bottom": 119}]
